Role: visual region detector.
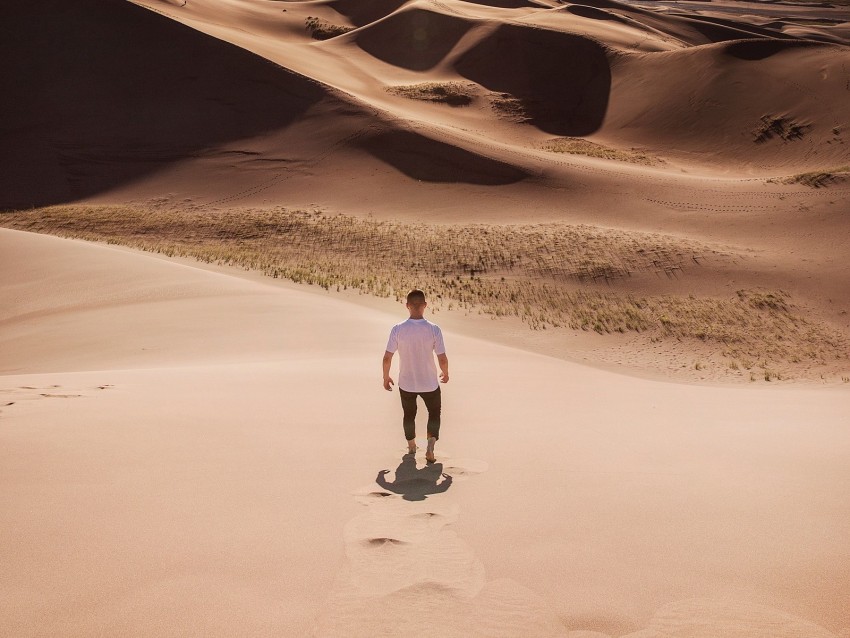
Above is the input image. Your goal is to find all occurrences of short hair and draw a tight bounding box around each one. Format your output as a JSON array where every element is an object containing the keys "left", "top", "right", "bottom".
[{"left": 406, "top": 289, "right": 426, "bottom": 304}]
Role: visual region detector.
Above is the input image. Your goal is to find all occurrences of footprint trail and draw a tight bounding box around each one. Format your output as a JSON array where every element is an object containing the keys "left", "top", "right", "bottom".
[{"left": 315, "top": 449, "right": 567, "bottom": 638}]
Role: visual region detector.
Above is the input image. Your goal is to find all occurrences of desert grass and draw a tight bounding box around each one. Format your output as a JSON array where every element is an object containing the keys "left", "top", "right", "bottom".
[
  {"left": 490, "top": 93, "right": 529, "bottom": 122},
  {"left": 305, "top": 16, "right": 353, "bottom": 40},
  {"left": 753, "top": 115, "right": 810, "bottom": 143},
  {"left": 386, "top": 83, "right": 475, "bottom": 107},
  {"left": 1, "top": 205, "right": 845, "bottom": 371},
  {"left": 542, "top": 137, "right": 660, "bottom": 166},
  {"left": 776, "top": 165, "right": 850, "bottom": 188}
]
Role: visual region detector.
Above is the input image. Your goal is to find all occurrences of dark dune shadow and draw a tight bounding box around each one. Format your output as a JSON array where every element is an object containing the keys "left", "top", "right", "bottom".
[
  {"left": 463, "top": 0, "right": 537, "bottom": 7},
  {"left": 376, "top": 454, "right": 453, "bottom": 501},
  {"left": 454, "top": 24, "right": 611, "bottom": 136},
  {"left": 722, "top": 37, "right": 824, "bottom": 60},
  {"left": 0, "top": 0, "right": 336, "bottom": 208},
  {"left": 574, "top": 0, "right": 652, "bottom": 11},
  {"left": 356, "top": 130, "right": 530, "bottom": 184},
  {"left": 566, "top": 5, "right": 630, "bottom": 23},
  {"left": 672, "top": 14, "right": 796, "bottom": 42},
  {"left": 351, "top": 7, "right": 473, "bottom": 71},
  {"left": 327, "top": 0, "right": 408, "bottom": 27}
]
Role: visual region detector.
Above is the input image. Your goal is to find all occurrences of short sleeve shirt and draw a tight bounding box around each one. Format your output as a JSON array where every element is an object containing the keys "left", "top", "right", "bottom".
[{"left": 385, "top": 318, "right": 446, "bottom": 392}]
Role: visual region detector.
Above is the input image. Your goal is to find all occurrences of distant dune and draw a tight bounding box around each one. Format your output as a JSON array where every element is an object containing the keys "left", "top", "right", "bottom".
[{"left": 3, "top": 0, "right": 849, "bottom": 210}]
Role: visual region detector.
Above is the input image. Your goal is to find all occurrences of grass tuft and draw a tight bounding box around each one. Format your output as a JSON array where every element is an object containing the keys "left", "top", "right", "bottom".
[
  {"left": 776, "top": 166, "right": 850, "bottom": 189},
  {"left": 386, "top": 82, "right": 475, "bottom": 107},
  {"left": 305, "top": 16, "right": 353, "bottom": 40},
  {"left": 542, "top": 137, "right": 660, "bottom": 166},
  {"left": 753, "top": 115, "right": 809, "bottom": 143}
]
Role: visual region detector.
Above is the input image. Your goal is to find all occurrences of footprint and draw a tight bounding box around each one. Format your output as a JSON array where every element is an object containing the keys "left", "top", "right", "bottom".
[
  {"left": 317, "top": 449, "right": 568, "bottom": 636},
  {"left": 353, "top": 489, "right": 396, "bottom": 505},
  {"left": 364, "top": 537, "right": 407, "bottom": 547},
  {"left": 439, "top": 457, "right": 489, "bottom": 479}
]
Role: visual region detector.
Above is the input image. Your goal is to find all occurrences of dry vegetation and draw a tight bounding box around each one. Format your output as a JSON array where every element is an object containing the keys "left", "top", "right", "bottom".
[
  {"left": 305, "top": 16, "right": 353, "bottom": 40},
  {"left": 490, "top": 93, "right": 529, "bottom": 121},
  {"left": 777, "top": 165, "right": 850, "bottom": 188},
  {"left": 542, "top": 137, "right": 660, "bottom": 166},
  {"left": 386, "top": 83, "right": 475, "bottom": 107},
  {"left": 2, "top": 205, "right": 845, "bottom": 375},
  {"left": 753, "top": 114, "right": 810, "bottom": 143}
]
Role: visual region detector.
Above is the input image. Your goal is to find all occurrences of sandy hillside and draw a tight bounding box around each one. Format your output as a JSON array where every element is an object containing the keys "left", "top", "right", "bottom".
[
  {"left": 1, "top": 2, "right": 849, "bottom": 632},
  {"left": 2, "top": 228, "right": 849, "bottom": 637},
  {"left": 3, "top": 0, "right": 850, "bottom": 212},
  {"left": 2, "top": 0, "right": 849, "bottom": 384}
]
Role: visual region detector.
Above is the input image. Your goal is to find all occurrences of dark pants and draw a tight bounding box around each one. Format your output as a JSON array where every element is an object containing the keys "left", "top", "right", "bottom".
[{"left": 399, "top": 387, "right": 441, "bottom": 441}]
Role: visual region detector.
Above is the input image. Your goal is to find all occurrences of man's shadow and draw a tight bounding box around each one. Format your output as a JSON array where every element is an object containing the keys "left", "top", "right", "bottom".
[{"left": 376, "top": 454, "right": 453, "bottom": 501}]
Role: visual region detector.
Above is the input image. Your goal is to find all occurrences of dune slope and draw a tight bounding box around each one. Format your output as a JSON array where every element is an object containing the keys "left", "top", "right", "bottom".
[{"left": 2, "top": 229, "right": 849, "bottom": 637}]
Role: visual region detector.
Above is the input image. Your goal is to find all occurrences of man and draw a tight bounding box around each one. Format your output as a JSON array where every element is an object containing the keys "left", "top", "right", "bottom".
[{"left": 382, "top": 289, "right": 449, "bottom": 463}]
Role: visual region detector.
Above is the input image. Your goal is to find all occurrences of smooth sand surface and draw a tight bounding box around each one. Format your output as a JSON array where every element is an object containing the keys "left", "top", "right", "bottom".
[{"left": 2, "top": 229, "right": 848, "bottom": 636}]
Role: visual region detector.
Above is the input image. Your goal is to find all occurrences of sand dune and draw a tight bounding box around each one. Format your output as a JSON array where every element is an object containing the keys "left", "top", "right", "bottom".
[
  {"left": 4, "top": 0, "right": 849, "bottom": 212},
  {"left": 352, "top": 4, "right": 477, "bottom": 71},
  {"left": 2, "top": 0, "right": 849, "bottom": 382},
  {"left": 0, "top": 0, "right": 385, "bottom": 209},
  {"left": 3, "top": 0, "right": 850, "bottom": 634},
  {"left": 2, "top": 229, "right": 849, "bottom": 637},
  {"left": 603, "top": 38, "right": 850, "bottom": 169}
]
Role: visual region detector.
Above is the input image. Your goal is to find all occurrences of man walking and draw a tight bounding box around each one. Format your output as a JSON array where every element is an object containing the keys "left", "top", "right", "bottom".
[{"left": 382, "top": 289, "right": 449, "bottom": 463}]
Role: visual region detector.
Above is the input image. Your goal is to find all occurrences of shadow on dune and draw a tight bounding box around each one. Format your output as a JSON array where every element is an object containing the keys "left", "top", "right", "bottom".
[
  {"left": 565, "top": 5, "right": 630, "bottom": 23},
  {"left": 375, "top": 454, "right": 453, "bottom": 502},
  {"left": 357, "top": 130, "right": 530, "bottom": 184},
  {"left": 327, "top": 0, "right": 409, "bottom": 27},
  {"left": 722, "top": 38, "right": 823, "bottom": 60},
  {"left": 463, "top": 0, "right": 538, "bottom": 7},
  {"left": 0, "top": 0, "right": 340, "bottom": 208},
  {"left": 454, "top": 24, "right": 611, "bottom": 136},
  {"left": 352, "top": 7, "right": 474, "bottom": 71},
  {"left": 673, "top": 14, "right": 795, "bottom": 42}
]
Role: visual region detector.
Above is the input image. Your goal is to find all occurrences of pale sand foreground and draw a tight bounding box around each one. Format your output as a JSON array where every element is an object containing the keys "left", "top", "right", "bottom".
[{"left": 1, "top": 228, "right": 849, "bottom": 637}]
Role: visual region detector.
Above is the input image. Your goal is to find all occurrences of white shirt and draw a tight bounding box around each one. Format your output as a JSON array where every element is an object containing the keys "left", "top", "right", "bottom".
[{"left": 386, "top": 318, "right": 446, "bottom": 392}]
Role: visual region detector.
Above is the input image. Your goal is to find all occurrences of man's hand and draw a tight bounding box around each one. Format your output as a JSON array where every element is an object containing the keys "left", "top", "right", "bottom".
[
  {"left": 437, "top": 353, "right": 449, "bottom": 384},
  {"left": 382, "top": 351, "right": 394, "bottom": 391}
]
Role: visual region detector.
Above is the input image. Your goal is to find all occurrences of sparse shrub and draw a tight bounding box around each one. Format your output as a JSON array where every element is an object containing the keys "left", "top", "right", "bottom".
[
  {"left": 779, "top": 166, "right": 850, "bottom": 189},
  {"left": 387, "top": 83, "right": 475, "bottom": 107},
  {"left": 542, "top": 137, "right": 659, "bottom": 166},
  {"left": 490, "top": 93, "right": 528, "bottom": 121},
  {"left": 753, "top": 115, "right": 809, "bottom": 143},
  {"left": 305, "top": 16, "right": 353, "bottom": 40}
]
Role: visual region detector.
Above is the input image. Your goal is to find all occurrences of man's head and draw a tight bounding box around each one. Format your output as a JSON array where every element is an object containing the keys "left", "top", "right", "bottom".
[{"left": 406, "top": 289, "right": 427, "bottom": 319}]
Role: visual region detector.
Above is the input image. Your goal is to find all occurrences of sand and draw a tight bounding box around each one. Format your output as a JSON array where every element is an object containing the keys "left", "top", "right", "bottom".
[
  {"left": 2, "top": 0, "right": 849, "bottom": 385},
  {"left": 2, "top": 229, "right": 849, "bottom": 636},
  {"left": 3, "top": 0, "right": 850, "bottom": 634}
]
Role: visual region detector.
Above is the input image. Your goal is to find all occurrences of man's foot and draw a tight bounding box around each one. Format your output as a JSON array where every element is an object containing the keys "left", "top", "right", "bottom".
[
  {"left": 425, "top": 436, "right": 437, "bottom": 463},
  {"left": 407, "top": 441, "right": 417, "bottom": 455}
]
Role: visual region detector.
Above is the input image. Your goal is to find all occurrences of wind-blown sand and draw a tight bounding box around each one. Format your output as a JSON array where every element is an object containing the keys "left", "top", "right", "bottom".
[{"left": 2, "top": 229, "right": 848, "bottom": 636}]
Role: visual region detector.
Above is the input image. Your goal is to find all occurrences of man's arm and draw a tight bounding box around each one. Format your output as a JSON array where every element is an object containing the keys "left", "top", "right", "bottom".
[
  {"left": 437, "top": 353, "right": 449, "bottom": 383},
  {"left": 383, "top": 351, "right": 395, "bottom": 391}
]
